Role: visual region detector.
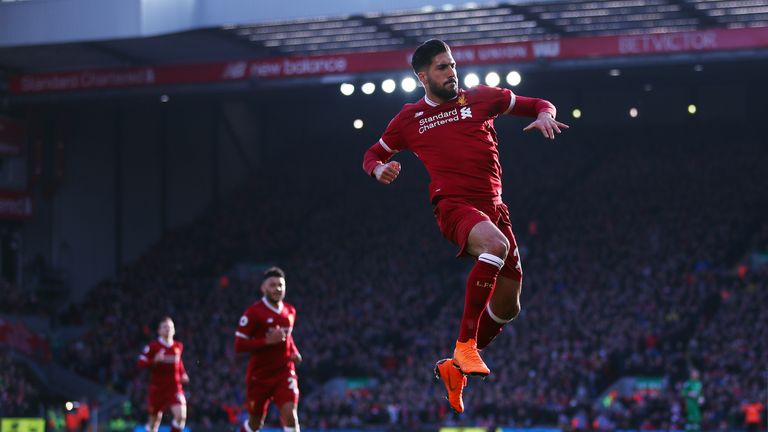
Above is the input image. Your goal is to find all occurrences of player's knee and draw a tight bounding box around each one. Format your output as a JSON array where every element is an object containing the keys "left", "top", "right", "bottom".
[
  {"left": 284, "top": 417, "right": 298, "bottom": 427},
  {"left": 488, "top": 298, "right": 520, "bottom": 322},
  {"left": 485, "top": 236, "right": 509, "bottom": 260},
  {"left": 281, "top": 408, "right": 298, "bottom": 427}
]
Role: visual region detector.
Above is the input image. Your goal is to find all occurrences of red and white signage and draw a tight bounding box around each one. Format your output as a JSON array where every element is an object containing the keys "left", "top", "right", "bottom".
[
  {"left": 9, "top": 27, "right": 768, "bottom": 95},
  {"left": 0, "top": 116, "right": 25, "bottom": 156},
  {"left": 0, "top": 191, "right": 33, "bottom": 219}
]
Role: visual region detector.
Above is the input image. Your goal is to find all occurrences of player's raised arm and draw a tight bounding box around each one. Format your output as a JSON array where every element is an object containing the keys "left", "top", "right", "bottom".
[
  {"left": 363, "top": 110, "right": 407, "bottom": 184},
  {"left": 363, "top": 141, "right": 402, "bottom": 185},
  {"left": 508, "top": 95, "right": 570, "bottom": 140}
]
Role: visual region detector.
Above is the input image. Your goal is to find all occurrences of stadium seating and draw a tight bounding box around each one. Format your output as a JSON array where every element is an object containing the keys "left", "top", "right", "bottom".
[{"left": 52, "top": 124, "right": 766, "bottom": 430}]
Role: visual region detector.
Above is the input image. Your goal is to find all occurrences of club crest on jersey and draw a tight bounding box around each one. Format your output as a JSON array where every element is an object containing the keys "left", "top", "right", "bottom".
[
  {"left": 267, "top": 317, "right": 274, "bottom": 323},
  {"left": 457, "top": 94, "right": 467, "bottom": 106}
]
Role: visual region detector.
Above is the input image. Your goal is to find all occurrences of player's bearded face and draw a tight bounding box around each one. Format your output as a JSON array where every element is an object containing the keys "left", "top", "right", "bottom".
[
  {"left": 262, "top": 276, "right": 286, "bottom": 304},
  {"left": 426, "top": 74, "right": 458, "bottom": 100},
  {"left": 423, "top": 52, "right": 458, "bottom": 100}
]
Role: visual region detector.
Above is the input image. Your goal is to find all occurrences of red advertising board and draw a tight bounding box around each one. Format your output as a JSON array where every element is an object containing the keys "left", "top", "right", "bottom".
[{"left": 8, "top": 27, "right": 768, "bottom": 95}]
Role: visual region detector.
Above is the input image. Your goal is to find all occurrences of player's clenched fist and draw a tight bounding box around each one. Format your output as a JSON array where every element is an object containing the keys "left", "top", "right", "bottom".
[{"left": 373, "top": 161, "right": 401, "bottom": 184}]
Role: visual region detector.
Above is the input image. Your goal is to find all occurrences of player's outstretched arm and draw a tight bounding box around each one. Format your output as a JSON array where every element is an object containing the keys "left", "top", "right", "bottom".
[
  {"left": 523, "top": 112, "right": 570, "bottom": 140},
  {"left": 508, "top": 95, "right": 569, "bottom": 139}
]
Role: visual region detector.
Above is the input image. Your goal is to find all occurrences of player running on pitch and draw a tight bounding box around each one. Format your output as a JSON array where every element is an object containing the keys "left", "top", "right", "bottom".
[
  {"left": 362, "top": 39, "right": 569, "bottom": 413},
  {"left": 235, "top": 267, "right": 302, "bottom": 432},
  {"left": 137, "top": 317, "right": 189, "bottom": 432}
]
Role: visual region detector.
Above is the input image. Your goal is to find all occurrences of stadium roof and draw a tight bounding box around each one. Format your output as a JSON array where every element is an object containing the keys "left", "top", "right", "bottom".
[{"left": 0, "top": 0, "right": 766, "bottom": 75}]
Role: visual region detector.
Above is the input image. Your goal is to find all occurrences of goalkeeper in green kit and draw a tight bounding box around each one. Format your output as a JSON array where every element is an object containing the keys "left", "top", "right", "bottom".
[{"left": 681, "top": 369, "right": 703, "bottom": 431}]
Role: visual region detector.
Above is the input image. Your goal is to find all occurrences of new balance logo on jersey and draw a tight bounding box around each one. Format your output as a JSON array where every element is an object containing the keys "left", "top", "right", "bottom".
[
  {"left": 460, "top": 107, "right": 473, "bottom": 119},
  {"left": 415, "top": 111, "right": 424, "bottom": 118}
]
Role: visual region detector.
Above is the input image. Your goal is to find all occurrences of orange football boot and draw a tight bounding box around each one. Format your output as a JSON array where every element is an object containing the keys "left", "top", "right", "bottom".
[
  {"left": 434, "top": 358, "right": 467, "bottom": 413},
  {"left": 452, "top": 338, "right": 490, "bottom": 377}
]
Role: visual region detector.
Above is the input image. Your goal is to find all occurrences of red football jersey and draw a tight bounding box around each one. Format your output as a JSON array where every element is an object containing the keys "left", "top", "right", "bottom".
[
  {"left": 137, "top": 338, "right": 186, "bottom": 394},
  {"left": 372, "top": 85, "right": 541, "bottom": 202},
  {"left": 235, "top": 298, "right": 298, "bottom": 379}
]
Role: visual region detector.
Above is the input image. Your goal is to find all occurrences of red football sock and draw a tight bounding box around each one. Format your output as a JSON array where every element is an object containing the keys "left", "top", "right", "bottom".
[
  {"left": 476, "top": 304, "right": 513, "bottom": 349},
  {"left": 458, "top": 253, "right": 503, "bottom": 342}
]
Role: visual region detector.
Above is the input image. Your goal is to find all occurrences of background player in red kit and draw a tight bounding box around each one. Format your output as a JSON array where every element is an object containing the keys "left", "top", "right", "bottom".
[
  {"left": 235, "top": 267, "right": 302, "bottom": 432},
  {"left": 362, "top": 39, "right": 569, "bottom": 413},
  {"left": 137, "top": 317, "right": 189, "bottom": 432}
]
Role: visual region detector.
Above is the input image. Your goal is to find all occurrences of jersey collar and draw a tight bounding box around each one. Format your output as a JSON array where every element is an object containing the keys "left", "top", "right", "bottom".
[
  {"left": 261, "top": 296, "right": 284, "bottom": 314},
  {"left": 157, "top": 337, "right": 173, "bottom": 348}
]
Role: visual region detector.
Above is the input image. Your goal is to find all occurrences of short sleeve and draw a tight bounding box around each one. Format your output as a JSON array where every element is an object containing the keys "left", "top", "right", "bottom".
[
  {"left": 236, "top": 310, "right": 256, "bottom": 340},
  {"left": 138, "top": 342, "right": 158, "bottom": 365}
]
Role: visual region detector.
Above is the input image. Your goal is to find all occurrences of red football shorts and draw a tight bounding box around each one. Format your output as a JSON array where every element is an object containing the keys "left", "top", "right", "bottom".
[
  {"left": 247, "top": 369, "right": 300, "bottom": 419},
  {"left": 147, "top": 386, "right": 186, "bottom": 415},
  {"left": 433, "top": 197, "right": 523, "bottom": 281}
]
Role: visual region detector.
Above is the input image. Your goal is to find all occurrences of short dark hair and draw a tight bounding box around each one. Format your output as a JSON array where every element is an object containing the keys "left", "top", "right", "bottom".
[
  {"left": 262, "top": 266, "right": 286, "bottom": 282},
  {"left": 158, "top": 316, "right": 173, "bottom": 326},
  {"left": 411, "top": 39, "right": 451, "bottom": 72}
]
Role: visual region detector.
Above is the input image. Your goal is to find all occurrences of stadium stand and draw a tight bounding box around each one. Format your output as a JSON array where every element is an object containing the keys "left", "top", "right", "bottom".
[{"left": 51, "top": 122, "right": 767, "bottom": 430}]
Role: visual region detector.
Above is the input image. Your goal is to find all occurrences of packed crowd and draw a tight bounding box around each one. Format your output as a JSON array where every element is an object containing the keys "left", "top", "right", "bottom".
[
  {"left": 0, "top": 351, "right": 44, "bottom": 417},
  {"left": 52, "top": 124, "right": 766, "bottom": 430}
]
